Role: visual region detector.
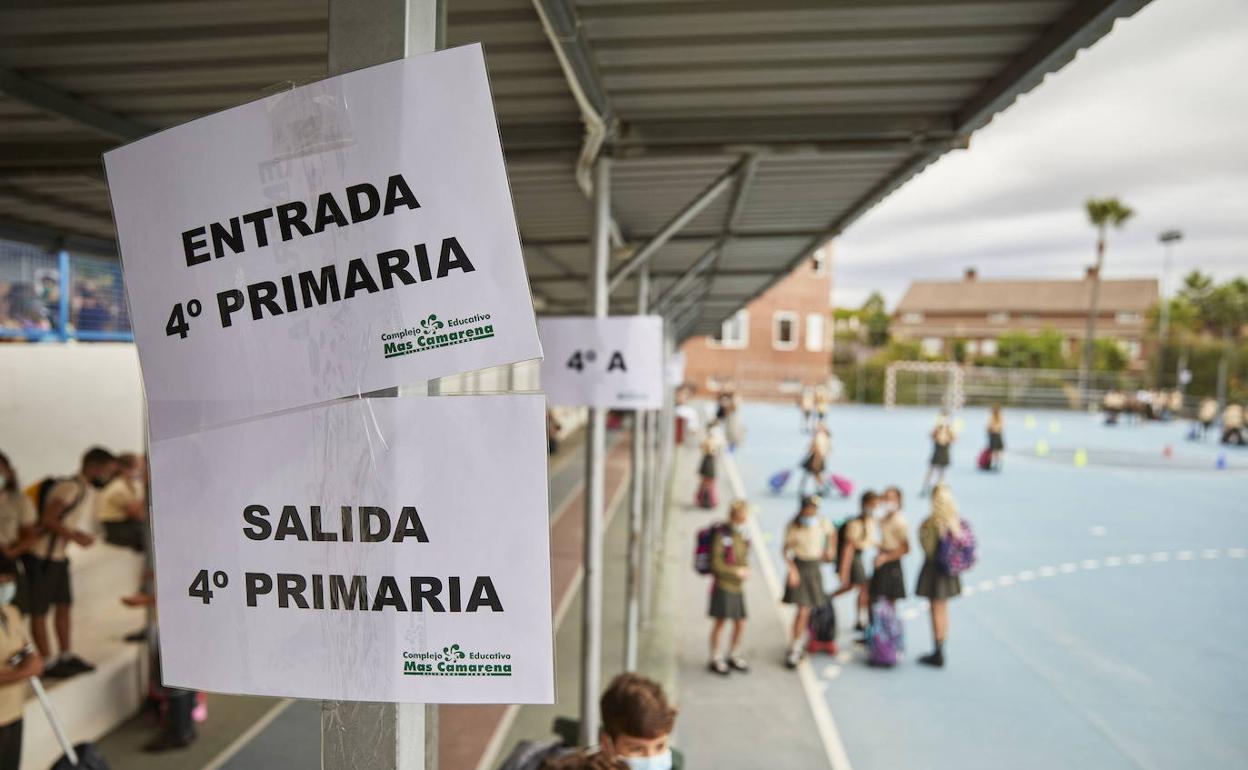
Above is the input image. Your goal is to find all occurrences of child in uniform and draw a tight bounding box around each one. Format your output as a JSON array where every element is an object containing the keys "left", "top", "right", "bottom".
[
  {"left": 833, "top": 491, "right": 878, "bottom": 637},
  {"left": 707, "top": 500, "right": 751, "bottom": 675},
  {"left": 870, "top": 486, "right": 909, "bottom": 608},
  {"left": 782, "top": 495, "right": 835, "bottom": 668},
  {"left": 915, "top": 484, "right": 964, "bottom": 668}
]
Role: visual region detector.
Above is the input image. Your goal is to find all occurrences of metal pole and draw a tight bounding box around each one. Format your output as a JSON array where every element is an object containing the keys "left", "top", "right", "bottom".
[
  {"left": 638, "top": 408, "right": 655, "bottom": 625},
  {"left": 624, "top": 266, "right": 649, "bottom": 671},
  {"left": 580, "top": 155, "right": 610, "bottom": 744},
  {"left": 57, "top": 249, "right": 70, "bottom": 340},
  {"left": 324, "top": 3, "right": 444, "bottom": 769},
  {"left": 1154, "top": 230, "right": 1181, "bottom": 388}
]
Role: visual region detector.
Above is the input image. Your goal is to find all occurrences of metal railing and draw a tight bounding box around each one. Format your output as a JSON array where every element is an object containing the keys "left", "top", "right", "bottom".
[{"left": 0, "top": 238, "right": 133, "bottom": 343}]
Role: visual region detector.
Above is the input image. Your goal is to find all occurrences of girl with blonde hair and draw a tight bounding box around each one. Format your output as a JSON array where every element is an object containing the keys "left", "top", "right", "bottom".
[{"left": 915, "top": 484, "right": 962, "bottom": 668}]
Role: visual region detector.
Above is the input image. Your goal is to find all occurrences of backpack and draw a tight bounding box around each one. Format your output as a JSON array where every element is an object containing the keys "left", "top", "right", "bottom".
[
  {"left": 693, "top": 523, "right": 729, "bottom": 575},
  {"left": 497, "top": 739, "right": 572, "bottom": 770},
  {"left": 26, "top": 477, "right": 83, "bottom": 561},
  {"left": 866, "top": 599, "right": 903, "bottom": 667},
  {"left": 808, "top": 599, "right": 837, "bottom": 648},
  {"left": 936, "top": 519, "right": 977, "bottom": 576}
]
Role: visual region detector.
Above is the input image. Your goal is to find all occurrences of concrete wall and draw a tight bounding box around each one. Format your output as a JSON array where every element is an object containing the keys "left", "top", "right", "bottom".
[{"left": 0, "top": 343, "right": 145, "bottom": 484}]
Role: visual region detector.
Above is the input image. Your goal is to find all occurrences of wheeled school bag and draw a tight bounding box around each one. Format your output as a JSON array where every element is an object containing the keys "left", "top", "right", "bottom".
[
  {"left": 693, "top": 522, "right": 729, "bottom": 575},
  {"left": 806, "top": 599, "right": 838, "bottom": 654},
  {"left": 768, "top": 469, "right": 791, "bottom": 493},
  {"left": 865, "top": 599, "right": 903, "bottom": 667},
  {"left": 937, "top": 518, "right": 978, "bottom": 576},
  {"left": 31, "top": 676, "right": 111, "bottom": 769},
  {"left": 829, "top": 474, "right": 853, "bottom": 497},
  {"left": 977, "top": 448, "right": 993, "bottom": 471},
  {"left": 695, "top": 482, "right": 718, "bottom": 509}
]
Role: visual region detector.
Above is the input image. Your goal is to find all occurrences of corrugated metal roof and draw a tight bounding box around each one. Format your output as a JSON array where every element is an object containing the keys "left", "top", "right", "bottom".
[{"left": 0, "top": 0, "right": 1152, "bottom": 335}]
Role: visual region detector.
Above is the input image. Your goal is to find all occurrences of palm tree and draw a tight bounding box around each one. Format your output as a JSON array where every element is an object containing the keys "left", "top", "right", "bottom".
[{"left": 1078, "top": 197, "right": 1134, "bottom": 405}]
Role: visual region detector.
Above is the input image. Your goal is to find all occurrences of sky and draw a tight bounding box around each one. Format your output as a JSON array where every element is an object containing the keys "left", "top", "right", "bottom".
[{"left": 832, "top": 0, "right": 1248, "bottom": 311}]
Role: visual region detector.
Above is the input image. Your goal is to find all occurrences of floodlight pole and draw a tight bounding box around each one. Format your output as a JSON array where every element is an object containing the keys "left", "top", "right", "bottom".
[
  {"left": 624, "top": 265, "right": 649, "bottom": 671},
  {"left": 324, "top": 2, "right": 444, "bottom": 769},
  {"left": 581, "top": 155, "right": 611, "bottom": 744},
  {"left": 1155, "top": 229, "right": 1182, "bottom": 388}
]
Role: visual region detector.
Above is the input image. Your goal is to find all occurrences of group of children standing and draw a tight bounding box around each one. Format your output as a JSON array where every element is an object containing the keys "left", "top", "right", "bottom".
[{"left": 703, "top": 485, "right": 966, "bottom": 675}]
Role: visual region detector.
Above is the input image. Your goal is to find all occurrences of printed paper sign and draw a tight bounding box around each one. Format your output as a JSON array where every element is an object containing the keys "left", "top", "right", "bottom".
[
  {"left": 147, "top": 394, "right": 554, "bottom": 704},
  {"left": 104, "top": 44, "right": 542, "bottom": 440},
  {"left": 538, "top": 316, "right": 663, "bottom": 409}
]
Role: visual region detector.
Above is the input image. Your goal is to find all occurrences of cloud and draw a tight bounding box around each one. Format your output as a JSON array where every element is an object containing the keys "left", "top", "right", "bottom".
[{"left": 833, "top": 0, "right": 1248, "bottom": 311}]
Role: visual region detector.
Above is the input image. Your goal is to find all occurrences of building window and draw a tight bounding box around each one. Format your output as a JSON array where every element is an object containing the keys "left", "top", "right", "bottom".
[
  {"left": 979, "top": 338, "right": 998, "bottom": 356},
  {"left": 773, "top": 311, "right": 798, "bottom": 351},
  {"left": 711, "top": 310, "right": 748, "bottom": 349},
  {"left": 1115, "top": 311, "right": 1142, "bottom": 324},
  {"left": 901, "top": 312, "right": 924, "bottom": 324},
  {"left": 988, "top": 312, "right": 1009, "bottom": 323},
  {"left": 811, "top": 247, "right": 829, "bottom": 275},
  {"left": 805, "top": 313, "right": 824, "bottom": 352},
  {"left": 921, "top": 337, "right": 943, "bottom": 357}
]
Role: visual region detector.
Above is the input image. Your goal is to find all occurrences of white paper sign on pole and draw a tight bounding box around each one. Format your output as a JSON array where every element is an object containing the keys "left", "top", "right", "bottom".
[
  {"left": 147, "top": 394, "right": 554, "bottom": 704},
  {"left": 104, "top": 44, "right": 542, "bottom": 441},
  {"left": 665, "top": 351, "right": 686, "bottom": 387},
  {"left": 538, "top": 316, "right": 663, "bottom": 409}
]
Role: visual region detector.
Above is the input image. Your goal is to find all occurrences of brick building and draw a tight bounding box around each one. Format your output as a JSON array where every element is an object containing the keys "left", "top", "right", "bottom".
[
  {"left": 681, "top": 245, "right": 834, "bottom": 399},
  {"left": 892, "top": 268, "right": 1159, "bottom": 367}
]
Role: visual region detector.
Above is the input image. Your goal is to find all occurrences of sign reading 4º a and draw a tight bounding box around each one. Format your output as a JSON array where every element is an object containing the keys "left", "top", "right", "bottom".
[{"left": 538, "top": 316, "right": 663, "bottom": 409}]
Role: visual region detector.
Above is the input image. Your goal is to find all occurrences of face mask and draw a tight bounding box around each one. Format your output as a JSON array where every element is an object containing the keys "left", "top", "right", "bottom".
[
  {"left": 0, "top": 584, "right": 16, "bottom": 606},
  {"left": 800, "top": 514, "right": 817, "bottom": 527},
  {"left": 622, "top": 750, "right": 673, "bottom": 770},
  {"left": 90, "top": 477, "right": 110, "bottom": 490}
]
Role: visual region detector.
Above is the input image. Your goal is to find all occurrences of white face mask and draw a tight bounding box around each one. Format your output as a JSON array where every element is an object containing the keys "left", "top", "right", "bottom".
[
  {"left": 622, "top": 750, "right": 673, "bottom": 770},
  {"left": 0, "top": 583, "right": 16, "bottom": 606}
]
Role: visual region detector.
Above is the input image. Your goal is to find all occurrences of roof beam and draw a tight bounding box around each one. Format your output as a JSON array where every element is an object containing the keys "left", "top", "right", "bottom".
[
  {"left": 0, "top": 68, "right": 153, "bottom": 142},
  {"left": 531, "top": 0, "right": 614, "bottom": 127},
  {"left": 0, "top": 215, "right": 116, "bottom": 257},
  {"left": 606, "top": 156, "right": 746, "bottom": 294},
  {"left": 955, "top": 0, "right": 1151, "bottom": 134}
]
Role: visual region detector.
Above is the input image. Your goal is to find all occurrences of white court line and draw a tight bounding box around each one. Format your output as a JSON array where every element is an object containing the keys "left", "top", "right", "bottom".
[
  {"left": 976, "top": 580, "right": 995, "bottom": 592},
  {"left": 1080, "top": 559, "right": 1100, "bottom": 570},
  {"left": 1104, "top": 556, "right": 1123, "bottom": 567},
  {"left": 1202, "top": 548, "right": 1222, "bottom": 559},
  {"left": 1038, "top": 565, "right": 1057, "bottom": 577},
  {"left": 997, "top": 575, "right": 1016, "bottom": 587},
  {"left": 724, "top": 453, "right": 852, "bottom": 770},
  {"left": 1230, "top": 548, "right": 1246, "bottom": 559},
  {"left": 1151, "top": 552, "right": 1170, "bottom": 563},
  {"left": 1127, "top": 554, "right": 1146, "bottom": 564},
  {"left": 202, "top": 698, "right": 296, "bottom": 770},
  {"left": 1017, "top": 570, "right": 1036, "bottom": 581},
  {"left": 822, "top": 664, "right": 842, "bottom": 680},
  {"left": 1059, "top": 562, "right": 1078, "bottom": 574},
  {"left": 962, "top": 586, "right": 976, "bottom": 597},
  {"left": 1177, "top": 550, "right": 1194, "bottom": 561}
]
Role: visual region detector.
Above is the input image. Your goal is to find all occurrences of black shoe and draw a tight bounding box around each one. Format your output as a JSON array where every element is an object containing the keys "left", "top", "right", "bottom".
[
  {"left": 124, "top": 629, "right": 149, "bottom": 643},
  {"left": 708, "top": 658, "right": 730, "bottom": 676},
  {"left": 729, "top": 655, "right": 750, "bottom": 673},
  {"left": 784, "top": 648, "right": 802, "bottom": 669},
  {"left": 143, "top": 732, "right": 196, "bottom": 753},
  {"left": 42, "top": 660, "right": 73, "bottom": 679},
  {"left": 918, "top": 651, "right": 945, "bottom": 668},
  {"left": 59, "top": 654, "right": 95, "bottom": 675}
]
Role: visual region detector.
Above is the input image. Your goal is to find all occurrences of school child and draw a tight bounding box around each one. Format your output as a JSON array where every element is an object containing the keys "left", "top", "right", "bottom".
[
  {"left": 915, "top": 485, "right": 964, "bottom": 668},
  {"left": 1198, "top": 398, "right": 1218, "bottom": 439},
  {"left": 832, "top": 491, "right": 877, "bottom": 636},
  {"left": 987, "top": 404, "right": 1005, "bottom": 470},
  {"left": 707, "top": 500, "right": 751, "bottom": 675},
  {"left": 799, "top": 425, "right": 831, "bottom": 496},
  {"left": 695, "top": 435, "right": 719, "bottom": 508},
  {"left": 814, "top": 384, "right": 830, "bottom": 426},
  {"left": 870, "top": 487, "right": 909, "bottom": 607},
  {"left": 782, "top": 495, "right": 835, "bottom": 668},
  {"left": 799, "top": 386, "right": 815, "bottom": 433},
  {"left": 920, "top": 412, "right": 955, "bottom": 496},
  {"left": 0, "top": 556, "right": 42, "bottom": 770}
]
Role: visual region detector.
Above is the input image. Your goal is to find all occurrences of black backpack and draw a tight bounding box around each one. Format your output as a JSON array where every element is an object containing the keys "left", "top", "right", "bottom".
[
  {"left": 809, "top": 599, "right": 837, "bottom": 643},
  {"left": 32, "top": 477, "right": 84, "bottom": 562}
]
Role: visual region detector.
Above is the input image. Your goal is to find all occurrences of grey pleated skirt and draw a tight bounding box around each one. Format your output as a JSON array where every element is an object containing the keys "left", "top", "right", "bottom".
[
  {"left": 782, "top": 558, "right": 826, "bottom": 608},
  {"left": 709, "top": 584, "right": 746, "bottom": 619},
  {"left": 915, "top": 560, "right": 961, "bottom": 600}
]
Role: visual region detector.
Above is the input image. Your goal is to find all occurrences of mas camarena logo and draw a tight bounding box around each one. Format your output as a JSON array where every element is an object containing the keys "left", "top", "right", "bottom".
[
  {"left": 402, "top": 643, "right": 514, "bottom": 677},
  {"left": 380, "top": 312, "right": 495, "bottom": 360}
]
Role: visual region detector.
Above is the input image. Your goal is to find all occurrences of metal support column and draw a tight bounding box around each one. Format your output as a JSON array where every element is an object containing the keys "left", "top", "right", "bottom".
[
  {"left": 639, "top": 407, "right": 656, "bottom": 625},
  {"left": 624, "top": 266, "right": 649, "bottom": 670},
  {"left": 580, "top": 156, "right": 611, "bottom": 744},
  {"left": 56, "top": 249, "right": 70, "bottom": 340},
  {"left": 324, "top": 2, "right": 444, "bottom": 769}
]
